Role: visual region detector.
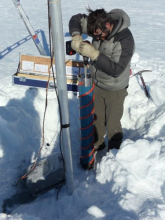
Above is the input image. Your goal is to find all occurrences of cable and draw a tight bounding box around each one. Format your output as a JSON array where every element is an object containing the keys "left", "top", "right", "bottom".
[
  {"left": 16, "top": 49, "right": 51, "bottom": 185},
  {"left": 16, "top": 2, "right": 66, "bottom": 193}
]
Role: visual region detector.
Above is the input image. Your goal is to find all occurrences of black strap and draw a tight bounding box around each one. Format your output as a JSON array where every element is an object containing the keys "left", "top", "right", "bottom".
[{"left": 62, "top": 124, "right": 70, "bottom": 129}]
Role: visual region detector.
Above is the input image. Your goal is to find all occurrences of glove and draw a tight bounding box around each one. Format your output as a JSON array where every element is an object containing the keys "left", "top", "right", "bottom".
[
  {"left": 79, "top": 42, "right": 99, "bottom": 61},
  {"left": 71, "top": 35, "right": 83, "bottom": 53}
]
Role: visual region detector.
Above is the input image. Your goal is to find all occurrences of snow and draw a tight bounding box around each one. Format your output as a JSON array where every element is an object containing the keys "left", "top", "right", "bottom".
[{"left": 0, "top": 0, "right": 165, "bottom": 219}]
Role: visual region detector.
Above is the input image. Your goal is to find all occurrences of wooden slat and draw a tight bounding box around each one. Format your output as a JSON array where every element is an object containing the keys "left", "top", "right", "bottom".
[{"left": 16, "top": 73, "right": 78, "bottom": 84}]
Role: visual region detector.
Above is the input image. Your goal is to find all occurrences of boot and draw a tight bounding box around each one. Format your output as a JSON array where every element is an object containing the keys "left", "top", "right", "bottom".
[{"left": 108, "top": 132, "right": 123, "bottom": 151}]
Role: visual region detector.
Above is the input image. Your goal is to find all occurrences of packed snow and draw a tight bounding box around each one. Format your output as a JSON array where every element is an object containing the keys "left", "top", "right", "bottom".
[{"left": 0, "top": 0, "right": 165, "bottom": 219}]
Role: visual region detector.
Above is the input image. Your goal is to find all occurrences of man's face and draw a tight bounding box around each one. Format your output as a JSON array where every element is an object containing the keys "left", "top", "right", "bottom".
[{"left": 93, "top": 23, "right": 112, "bottom": 41}]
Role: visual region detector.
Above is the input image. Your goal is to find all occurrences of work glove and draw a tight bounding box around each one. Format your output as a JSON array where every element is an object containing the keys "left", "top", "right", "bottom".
[
  {"left": 71, "top": 35, "right": 83, "bottom": 53},
  {"left": 79, "top": 42, "right": 99, "bottom": 61}
]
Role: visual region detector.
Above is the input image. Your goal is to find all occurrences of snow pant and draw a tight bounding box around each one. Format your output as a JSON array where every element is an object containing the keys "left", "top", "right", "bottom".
[{"left": 93, "top": 86, "right": 128, "bottom": 151}]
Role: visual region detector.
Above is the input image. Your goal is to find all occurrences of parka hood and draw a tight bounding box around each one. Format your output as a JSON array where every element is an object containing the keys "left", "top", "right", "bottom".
[
  {"left": 106, "top": 9, "right": 131, "bottom": 40},
  {"left": 109, "top": 9, "right": 131, "bottom": 32}
]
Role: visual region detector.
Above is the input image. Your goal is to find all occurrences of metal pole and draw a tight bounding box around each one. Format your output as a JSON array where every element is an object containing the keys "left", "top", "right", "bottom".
[
  {"left": 12, "top": 0, "right": 47, "bottom": 56},
  {"left": 49, "top": 0, "right": 74, "bottom": 195}
]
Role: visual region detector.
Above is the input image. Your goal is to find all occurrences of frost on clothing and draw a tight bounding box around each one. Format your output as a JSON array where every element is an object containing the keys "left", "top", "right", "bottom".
[{"left": 69, "top": 9, "right": 135, "bottom": 91}]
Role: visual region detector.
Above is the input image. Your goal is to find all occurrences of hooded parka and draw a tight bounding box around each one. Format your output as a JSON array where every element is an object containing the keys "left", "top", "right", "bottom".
[{"left": 69, "top": 9, "right": 135, "bottom": 91}]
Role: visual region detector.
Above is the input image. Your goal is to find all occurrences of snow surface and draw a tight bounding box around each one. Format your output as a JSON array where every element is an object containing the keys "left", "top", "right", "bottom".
[{"left": 0, "top": 0, "right": 165, "bottom": 219}]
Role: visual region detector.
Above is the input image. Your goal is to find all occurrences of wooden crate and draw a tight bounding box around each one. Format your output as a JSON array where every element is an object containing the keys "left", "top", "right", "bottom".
[{"left": 13, "top": 54, "right": 84, "bottom": 92}]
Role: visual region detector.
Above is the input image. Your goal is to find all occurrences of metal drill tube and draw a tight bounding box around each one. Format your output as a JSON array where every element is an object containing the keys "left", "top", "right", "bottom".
[{"left": 49, "top": 0, "right": 74, "bottom": 195}]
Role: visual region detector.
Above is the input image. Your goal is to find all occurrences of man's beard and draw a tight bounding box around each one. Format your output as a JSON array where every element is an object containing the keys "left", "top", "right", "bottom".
[
  {"left": 104, "top": 28, "right": 111, "bottom": 40},
  {"left": 100, "top": 28, "right": 111, "bottom": 41}
]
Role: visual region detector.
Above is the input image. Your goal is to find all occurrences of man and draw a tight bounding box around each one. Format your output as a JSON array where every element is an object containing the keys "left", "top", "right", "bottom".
[{"left": 69, "top": 8, "right": 135, "bottom": 151}]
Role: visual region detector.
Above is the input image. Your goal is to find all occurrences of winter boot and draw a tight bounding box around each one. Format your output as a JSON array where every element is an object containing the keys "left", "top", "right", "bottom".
[{"left": 108, "top": 132, "right": 123, "bottom": 151}]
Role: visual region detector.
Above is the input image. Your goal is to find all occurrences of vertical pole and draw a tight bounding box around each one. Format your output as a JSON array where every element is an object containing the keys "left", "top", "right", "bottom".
[{"left": 49, "top": 0, "right": 74, "bottom": 195}]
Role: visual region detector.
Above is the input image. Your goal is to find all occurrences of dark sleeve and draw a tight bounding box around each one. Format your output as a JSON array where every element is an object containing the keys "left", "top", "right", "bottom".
[
  {"left": 95, "top": 29, "right": 135, "bottom": 77},
  {"left": 69, "top": 13, "right": 88, "bottom": 36}
]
